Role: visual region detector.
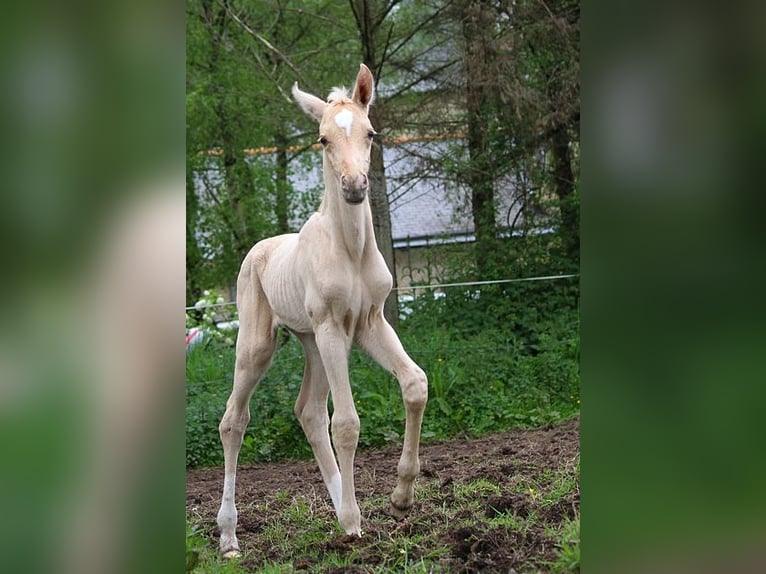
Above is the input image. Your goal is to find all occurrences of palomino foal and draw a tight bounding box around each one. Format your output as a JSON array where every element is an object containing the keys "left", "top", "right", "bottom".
[{"left": 217, "top": 64, "right": 428, "bottom": 557}]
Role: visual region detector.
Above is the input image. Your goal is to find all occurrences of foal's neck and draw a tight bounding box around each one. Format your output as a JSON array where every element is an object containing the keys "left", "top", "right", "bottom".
[{"left": 320, "top": 169, "right": 375, "bottom": 262}]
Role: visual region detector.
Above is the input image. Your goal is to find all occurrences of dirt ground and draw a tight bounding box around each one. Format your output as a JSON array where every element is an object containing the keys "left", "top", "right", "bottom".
[{"left": 187, "top": 416, "right": 579, "bottom": 572}]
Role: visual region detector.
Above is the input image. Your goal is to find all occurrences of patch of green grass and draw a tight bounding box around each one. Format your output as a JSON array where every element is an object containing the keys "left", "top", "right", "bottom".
[
  {"left": 188, "top": 496, "right": 452, "bottom": 573},
  {"left": 453, "top": 477, "right": 502, "bottom": 499},
  {"left": 549, "top": 516, "right": 580, "bottom": 573},
  {"left": 251, "top": 564, "right": 293, "bottom": 574},
  {"left": 272, "top": 489, "right": 291, "bottom": 504},
  {"left": 185, "top": 287, "right": 580, "bottom": 573},
  {"left": 187, "top": 430, "right": 580, "bottom": 573},
  {"left": 542, "top": 464, "right": 579, "bottom": 508},
  {"left": 486, "top": 510, "right": 528, "bottom": 530},
  {"left": 186, "top": 524, "right": 247, "bottom": 573},
  {"left": 186, "top": 289, "right": 579, "bottom": 468}
]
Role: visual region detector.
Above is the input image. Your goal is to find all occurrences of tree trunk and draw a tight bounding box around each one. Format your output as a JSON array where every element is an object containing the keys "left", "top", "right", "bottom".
[
  {"left": 275, "top": 129, "right": 290, "bottom": 234},
  {"left": 203, "top": 0, "right": 253, "bottom": 262},
  {"left": 551, "top": 123, "right": 579, "bottom": 266},
  {"left": 186, "top": 163, "right": 204, "bottom": 308},
  {"left": 461, "top": 0, "right": 498, "bottom": 279},
  {"left": 221, "top": 131, "right": 254, "bottom": 259},
  {"left": 350, "top": 0, "right": 399, "bottom": 327},
  {"left": 368, "top": 104, "right": 399, "bottom": 326}
]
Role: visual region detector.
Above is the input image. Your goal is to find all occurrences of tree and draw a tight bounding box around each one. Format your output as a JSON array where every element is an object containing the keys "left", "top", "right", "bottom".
[
  {"left": 186, "top": 0, "right": 358, "bottom": 301},
  {"left": 186, "top": 0, "right": 580, "bottom": 306},
  {"left": 186, "top": 0, "right": 277, "bottom": 300},
  {"left": 348, "top": 0, "right": 399, "bottom": 325},
  {"left": 348, "top": 0, "right": 465, "bottom": 322},
  {"left": 459, "top": 0, "right": 502, "bottom": 279},
  {"left": 490, "top": 0, "right": 580, "bottom": 268},
  {"left": 450, "top": 0, "right": 580, "bottom": 276}
]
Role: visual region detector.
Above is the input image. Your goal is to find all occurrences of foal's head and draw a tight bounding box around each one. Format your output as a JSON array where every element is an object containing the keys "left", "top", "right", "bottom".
[{"left": 293, "top": 64, "right": 376, "bottom": 205}]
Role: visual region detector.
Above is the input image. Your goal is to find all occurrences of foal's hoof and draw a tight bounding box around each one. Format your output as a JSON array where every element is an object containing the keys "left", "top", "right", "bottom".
[
  {"left": 221, "top": 548, "right": 241, "bottom": 560},
  {"left": 389, "top": 500, "right": 412, "bottom": 520},
  {"left": 338, "top": 504, "right": 362, "bottom": 536}
]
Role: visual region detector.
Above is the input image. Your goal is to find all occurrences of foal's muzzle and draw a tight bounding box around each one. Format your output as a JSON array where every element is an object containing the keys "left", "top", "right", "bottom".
[{"left": 341, "top": 173, "right": 369, "bottom": 204}]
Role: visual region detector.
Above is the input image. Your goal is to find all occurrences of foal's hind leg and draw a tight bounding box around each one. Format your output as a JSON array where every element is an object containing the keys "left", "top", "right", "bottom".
[
  {"left": 356, "top": 315, "right": 428, "bottom": 518},
  {"left": 294, "top": 333, "right": 343, "bottom": 516},
  {"left": 217, "top": 269, "right": 276, "bottom": 558}
]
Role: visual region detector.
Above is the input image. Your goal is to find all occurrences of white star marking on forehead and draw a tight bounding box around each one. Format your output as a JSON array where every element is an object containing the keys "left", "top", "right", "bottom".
[{"left": 334, "top": 109, "right": 354, "bottom": 137}]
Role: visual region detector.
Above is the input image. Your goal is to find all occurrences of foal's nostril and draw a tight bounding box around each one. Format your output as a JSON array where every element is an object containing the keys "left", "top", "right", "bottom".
[{"left": 341, "top": 174, "right": 368, "bottom": 191}]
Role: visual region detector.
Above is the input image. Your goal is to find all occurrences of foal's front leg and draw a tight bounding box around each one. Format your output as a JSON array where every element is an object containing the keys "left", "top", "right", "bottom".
[
  {"left": 313, "top": 320, "right": 362, "bottom": 535},
  {"left": 356, "top": 316, "right": 428, "bottom": 518}
]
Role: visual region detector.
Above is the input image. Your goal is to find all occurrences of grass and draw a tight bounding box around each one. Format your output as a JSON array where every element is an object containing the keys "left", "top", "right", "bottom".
[
  {"left": 187, "top": 483, "right": 580, "bottom": 573},
  {"left": 186, "top": 285, "right": 580, "bottom": 572},
  {"left": 550, "top": 517, "right": 581, "bottom": 573},
  {"left": 186, "top": 420, "right": 580, "bottom": 573},
  {"left": 186, "top": 299, "right": 579, "bottom": 468}
]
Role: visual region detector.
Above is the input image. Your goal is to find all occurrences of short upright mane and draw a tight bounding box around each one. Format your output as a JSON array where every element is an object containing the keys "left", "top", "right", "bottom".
[{"left": 327, "top": 87, "right": 351, "bottom": 104}]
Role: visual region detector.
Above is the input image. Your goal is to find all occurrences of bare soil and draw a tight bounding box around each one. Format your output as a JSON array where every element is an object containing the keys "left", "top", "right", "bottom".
[{"left": 187, "top": 416, "right": 579, "bottom": 572}]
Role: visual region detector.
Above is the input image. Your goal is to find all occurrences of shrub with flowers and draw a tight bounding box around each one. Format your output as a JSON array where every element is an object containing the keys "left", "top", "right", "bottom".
[{"left": 186, "top": 289, "right": 238, "bottom": 347}]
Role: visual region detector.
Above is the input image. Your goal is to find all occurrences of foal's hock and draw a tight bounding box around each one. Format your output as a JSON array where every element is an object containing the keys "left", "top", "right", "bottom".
[{"left": 216, "top": 64, "right": 428, "bottom": 558}]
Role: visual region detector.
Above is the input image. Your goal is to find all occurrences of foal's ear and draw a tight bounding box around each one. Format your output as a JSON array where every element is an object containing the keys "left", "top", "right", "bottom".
[
  {"left": 352, "top": 64, "right": 375, "bottom": 115},
  {"left": 292, "top": 82, "right": 327, "bottom": 123}
]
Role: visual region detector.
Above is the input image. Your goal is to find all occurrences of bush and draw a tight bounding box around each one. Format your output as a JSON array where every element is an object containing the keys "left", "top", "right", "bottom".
[{"left": 186, "top": 278, "right": 579, "bottom": 468}]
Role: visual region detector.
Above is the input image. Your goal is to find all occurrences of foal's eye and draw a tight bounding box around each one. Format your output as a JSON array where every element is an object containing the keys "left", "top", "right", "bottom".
[
  {"left": 367, "top": 131, "right": 376, "bottom": 141},
  {"left": 319, "top": 136, "right": 328, "bottom": 146}
]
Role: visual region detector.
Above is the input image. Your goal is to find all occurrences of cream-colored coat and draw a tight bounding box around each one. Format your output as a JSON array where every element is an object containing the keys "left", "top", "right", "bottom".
[{"left": 217, "top": 65, "right": 428, "bottom": 557}]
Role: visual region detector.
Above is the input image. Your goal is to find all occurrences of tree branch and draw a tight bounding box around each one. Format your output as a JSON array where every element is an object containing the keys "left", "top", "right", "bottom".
[
  {"left": 218, "top": 0, "right": 314, "bottom": 91},
  {"left": 385, "top": 58, "right": 461, "bottom": 101},
  {"left": 385, "top": 0, "right": 456, "bottom": 62}
]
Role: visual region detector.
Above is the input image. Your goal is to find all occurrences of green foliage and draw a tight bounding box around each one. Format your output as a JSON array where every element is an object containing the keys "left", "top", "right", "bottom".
[
  {"left": 406, "top": 288, "right": 579, "bottom": 439},
  {"left": 186, "top": 335, "right": 313, "bottom": 468},
  {"left": 186, "top": 0, "right": 361, "bottom": 300},
  {"left": 186, "top": 524, "right": 206, "bottom": 572},
  {"left": 185, "top": 345, "right": 233, "bottom": 468},
  {"left": 551, "top": 516, "right": 581, "bottom": 573},
  {"left": 186, "top": 289, "right": 238, "bottom": 347},
  {"left": 186, "top": 277, "right": 579, "bottom": 467}
]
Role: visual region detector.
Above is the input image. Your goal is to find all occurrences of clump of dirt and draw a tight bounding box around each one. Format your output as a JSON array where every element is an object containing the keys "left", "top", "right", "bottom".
[
  {"left": 485, "top": 493, "right": 531, "bottom": 518},
  {"left": 187, "top": 416, "right": 579, "bottom": 572},
  {"left": 236, "top": 515, "right": 265, "bottom": 534},
  {"left": 321, "top": 533, "right": 364, "bottom": 555},
  {"left": 541, "top": 496, "right": 579, "bottom": 522},
  {"left": 323, "top": 567, "right": 367, "bottom": 574},
  {"left": 446, "top": 525, "right": 555, "bottom": 573}
]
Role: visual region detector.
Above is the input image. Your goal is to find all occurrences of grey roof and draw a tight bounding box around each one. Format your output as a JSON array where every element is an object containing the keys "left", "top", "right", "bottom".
[{"left": 384, "top": 139, "right": 530, "bottom": 246}]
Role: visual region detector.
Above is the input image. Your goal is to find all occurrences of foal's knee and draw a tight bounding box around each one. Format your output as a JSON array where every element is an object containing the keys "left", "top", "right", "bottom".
[
  {"left": 295, "top": 404, "right": 329, "bottom": 448},
  {"left": 403, "top": 367, "right": 428, "bottom": 412},
  {"left": 219, "top": 408, "right": 249, "bottom": 440},
  {"left": 331, "top": 412, "right": 360, "bottom": 450}
]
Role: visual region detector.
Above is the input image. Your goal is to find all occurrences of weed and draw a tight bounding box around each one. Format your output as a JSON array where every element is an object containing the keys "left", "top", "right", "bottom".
[
  {"left": 550, "top": 516, "right": 580, "bottom": 573},
  {"left": 454, "top": 478, "right": 502, "bottom": 499}
]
